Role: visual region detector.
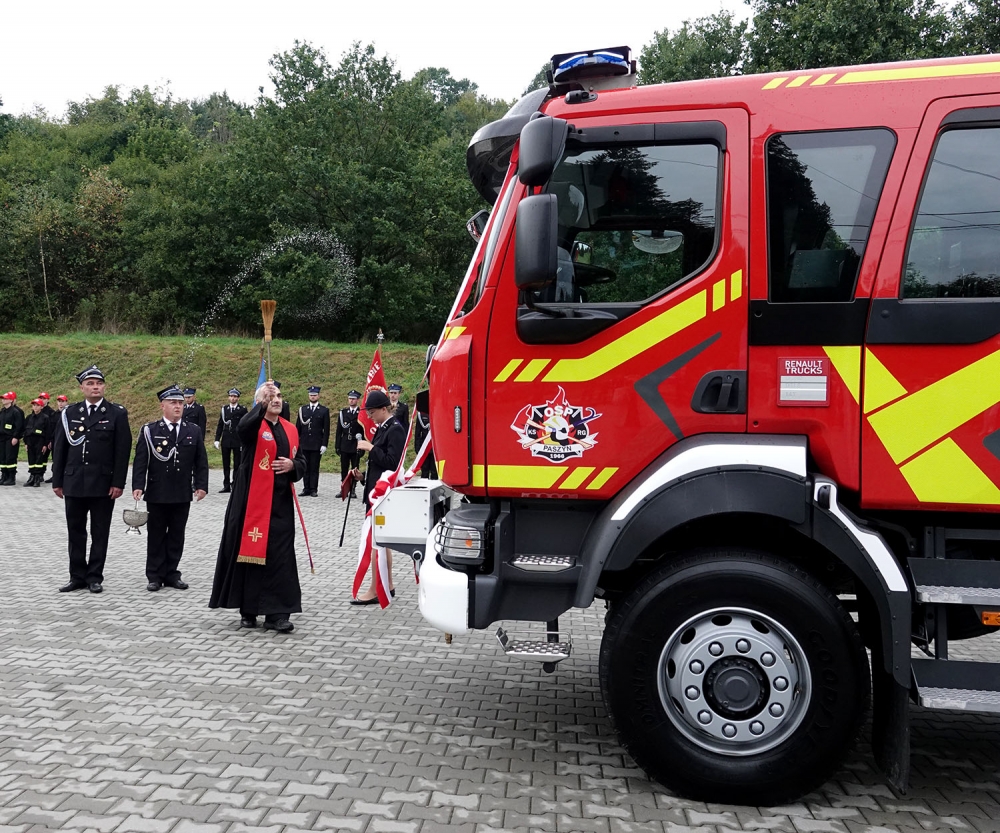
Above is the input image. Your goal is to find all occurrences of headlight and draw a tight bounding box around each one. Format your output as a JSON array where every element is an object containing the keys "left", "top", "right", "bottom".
[{"left": 435, "top": 523, "right": 485, "bottom": 567}]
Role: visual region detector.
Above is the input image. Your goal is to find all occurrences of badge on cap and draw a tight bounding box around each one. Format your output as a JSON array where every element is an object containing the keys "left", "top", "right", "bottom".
[
  {"left": 307, "top": 385, "right": 321, "bottom": 394},
  {"left": 348, "top": 390, "right": 361, "bottom": 399},
  {"left": 228, "top": 388, "right": 241, "bottom": 397},
  {"left": 76, "top": 365, "right": 105, "bottom": 384},
  {"left": 157, "top": 385, "right": 185, "bottom": 401},
  {"left": 183, "top": 388, "right": 196, "bottom": 396},
  {"left": 388, "top": 383, "right": 402, "bottom": 392}
]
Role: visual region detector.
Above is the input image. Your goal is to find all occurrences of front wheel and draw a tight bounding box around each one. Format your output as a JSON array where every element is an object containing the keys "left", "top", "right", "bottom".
[{"left": 599, "top": 549, "right": 870, "bottom": 805}]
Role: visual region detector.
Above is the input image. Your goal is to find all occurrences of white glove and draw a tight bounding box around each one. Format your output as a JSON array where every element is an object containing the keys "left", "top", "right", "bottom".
[
  {"left": 320, "top": 445, "right": 327, "bottom": 454},
  {"left": 214, "top": 441, "right": 220, "bottom": 450}
]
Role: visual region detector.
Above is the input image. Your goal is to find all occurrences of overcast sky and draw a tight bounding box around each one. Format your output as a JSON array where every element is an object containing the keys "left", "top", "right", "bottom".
[{"left": 2, "top": 0, "right": 751, "bottom": 118}]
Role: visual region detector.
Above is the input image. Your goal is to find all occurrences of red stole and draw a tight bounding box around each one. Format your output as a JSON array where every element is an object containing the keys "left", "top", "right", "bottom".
[{"left": 237, "top": 417, "right": 299, "bottom": 565}]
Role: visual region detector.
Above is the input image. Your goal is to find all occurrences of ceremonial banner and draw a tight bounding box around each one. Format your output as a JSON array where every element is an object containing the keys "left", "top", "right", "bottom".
[{"left": 358, "top": 344, "right": 387, "bottom": 441}]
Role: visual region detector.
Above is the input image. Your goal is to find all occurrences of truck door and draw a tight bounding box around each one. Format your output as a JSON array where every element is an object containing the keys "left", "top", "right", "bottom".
[
  {"left": 862, "top": 97, "right": 1000, "bottom": 510},
  {"left": 483, "top": 109, "right": 749, "bottom": 499}
]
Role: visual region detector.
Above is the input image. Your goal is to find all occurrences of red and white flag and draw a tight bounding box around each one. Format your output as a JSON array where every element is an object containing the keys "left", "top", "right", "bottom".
[{"left": 358, "top": 344, "right": 387, "bottom": 441}]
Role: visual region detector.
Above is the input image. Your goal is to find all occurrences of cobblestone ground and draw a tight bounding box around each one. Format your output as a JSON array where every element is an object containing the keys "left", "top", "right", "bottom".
[{"left": 2, "top": 460, "right": 1000, "bottom": 832}]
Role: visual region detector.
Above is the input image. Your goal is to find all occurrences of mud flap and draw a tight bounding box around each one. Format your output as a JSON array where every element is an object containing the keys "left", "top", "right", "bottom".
[{"left": 872, "top": 666, "right": 910, "bottom": 793}]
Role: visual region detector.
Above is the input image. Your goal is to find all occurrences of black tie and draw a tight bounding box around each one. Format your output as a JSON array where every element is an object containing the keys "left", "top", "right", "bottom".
[
  {"left": 88, "top": 404, "right": 95, "bottom": 418},
  {"left": 169, "top": 422, "right": 177, "bottom": 444}
]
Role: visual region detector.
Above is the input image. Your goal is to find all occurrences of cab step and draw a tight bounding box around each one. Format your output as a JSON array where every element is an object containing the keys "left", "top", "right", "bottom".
[
  {"left": 510, "top": 554, "right": 576, "bottom": 572},
  {"left": 908, "top": 557, "right": 1000, "bottom": 605},
  {"left": 912, "top": 658, "right": 1000, "bottom": 712},
  {"left": 495, "top": 626, "right": 571, "bottom": 664}
]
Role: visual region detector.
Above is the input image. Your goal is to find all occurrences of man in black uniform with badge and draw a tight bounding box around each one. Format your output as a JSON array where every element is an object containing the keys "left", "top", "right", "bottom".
[
  {"left": 388, "top": 383, "right": 409, "bottom": 432},
  {"left": 214, "top": 388, "right": 247, "bottom": 493},
  {"left": 182, "top": 388, "right": 207, "bottom": 438},
  {"left": 51, "top": 365, "right": 132, "bottom": 593},
  {"left": 335, "top": 389, "right": 363, "bottom": 498},
  {"left": 132, "top": 385, "right": 208, "bottom": 591},
  {"left": 296, "top": 385, "right": 330, "bottom": 497}
]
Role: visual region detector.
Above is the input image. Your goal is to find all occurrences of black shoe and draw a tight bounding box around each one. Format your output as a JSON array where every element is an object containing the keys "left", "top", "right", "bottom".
[
  {"left": 310, "top": 491, "right": 319, "bottom": 497},
  {"left": 263, "top": 617, "right": 294, "bottom": 632},
  {"left": 391, "top": 589, "right": 396, "bottom": 598},
  {"left": 164, "top": 579, "right": 188, "bottom": 590},
  {"left": 88, "top": 582, "right": 103, "bottom": 594},
  {"left": 34, "top": 476, "right": 43, "bottom": 487},
  {"left": 146, "top": 581, "right": 162, "bottom": 592},
  {"left": 59, "top": 580, "right": 87, "bottom": 593},
  {"left": 350, "top": 596, "right": 379, "bottom": 606},
  {"left": 23, "top": 475, "right": 34, "bottom": 487},
  {"left": 298, "top": 490, "right": 310, "bottom": 497},
  {"left": 219, "top": 486, "right": 231, "bottom": 493},
  {"left": 240, "top": 615, "right": 258, "bottom": 629},
  {"left": 43, "top": 477, "right": 52, "bottom": 483}
]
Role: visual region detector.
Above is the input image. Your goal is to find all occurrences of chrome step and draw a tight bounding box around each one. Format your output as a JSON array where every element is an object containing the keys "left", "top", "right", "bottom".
[
  {"left": 912, "top": 658, "right": 1000, "bottom": 712},
  {"left": 510, "top": 554, "right": 576, "bottom": 572},
  {"left": 908, "top": 557, "right": 1000, "bottom": 605},
  {"left": 496, "top": 627, "right": 571, "bottom": 663}
]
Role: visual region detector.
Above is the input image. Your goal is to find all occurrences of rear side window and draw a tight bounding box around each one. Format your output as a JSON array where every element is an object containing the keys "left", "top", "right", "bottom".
[
  {"left": 905, "top": 126, "right": 1000, "bottom": 298},
  {"left": 767, "top": 129, "right": 895, "bottom": 302}
]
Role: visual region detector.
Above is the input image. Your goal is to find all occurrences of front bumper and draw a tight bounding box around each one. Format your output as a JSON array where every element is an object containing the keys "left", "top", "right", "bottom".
[{"left": 418, "top": 523, "right": 471, "bottom": 635}]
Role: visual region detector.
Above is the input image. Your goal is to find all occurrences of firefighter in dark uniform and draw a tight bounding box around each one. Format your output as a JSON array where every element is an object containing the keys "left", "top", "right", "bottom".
[
  {"left": 0, "top": 391, "right": 24, "bottom": 485},
  {"left": 38, "top": 392, "right": 56, "bottom": 479},
  {"left": 23, "top": 398, "right": 51, "bottom": 486},
  {"left": 132, "top": 385, "right": 209, "bottom": 591},
  {"left": 44, "top": 395, "right": 69, "bottom": 483},
  {"left": 182, "top": 388, "right": 207, "bottom": 437},
  {"left": 335, "top": 390, "right": 363, "bottom": 498},
  {"left": 51, "top": 365, "right": 132, "bottom": 593},
  {"left": 296, "top": 385, "right": 330, "bottom": 497},
  {"left": 214, "top": 388, "right": 247, "bottom": 493},
  {"left": 388, "top": 383, "right": 409, "bottom": 432}
]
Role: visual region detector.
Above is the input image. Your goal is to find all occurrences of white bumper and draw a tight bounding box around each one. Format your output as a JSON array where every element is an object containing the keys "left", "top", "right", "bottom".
[{"left": 418, "top": 524, "right": 471, "bottom": 635}]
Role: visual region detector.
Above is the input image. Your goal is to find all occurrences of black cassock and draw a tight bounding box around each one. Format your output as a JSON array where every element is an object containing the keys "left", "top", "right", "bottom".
[{"left": 209, "top": 403, "right": 306, "bottom": 616}]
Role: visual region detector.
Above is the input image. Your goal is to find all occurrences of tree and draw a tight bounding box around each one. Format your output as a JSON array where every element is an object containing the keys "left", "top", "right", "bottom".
[
  {"left": 951, "top": 0, "right": 1000, "bottom": 55},
  {"left": 639, "top": 11, "right": 749, "bottom": 83}
]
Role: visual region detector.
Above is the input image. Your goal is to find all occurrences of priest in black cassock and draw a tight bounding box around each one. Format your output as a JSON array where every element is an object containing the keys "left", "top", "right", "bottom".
[{"left": 209, "top": 381, "right": 306, "bottom": 633}]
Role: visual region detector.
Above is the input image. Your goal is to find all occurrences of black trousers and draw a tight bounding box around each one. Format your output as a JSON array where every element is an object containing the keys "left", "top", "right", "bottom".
[
  {"left": 145, "top": 502, "right": 191, "bottom": 582},
  {"left": 0, "top": 437, "right": 18, "bottom": 475},
  {"left": 221, "top": 445, "right": 242, "bottom": 487},
  {"left": 340, "top": 452, "right": 360, "bottom": 482},
  {"left": 26, "top": 441, "right": 46, "bottom": 475},
  {"left": 64, "top": 495, "right": 115, "bottom": 583},
  {"left": 302, "top": 450, "right": 321, "bottom": 494}
]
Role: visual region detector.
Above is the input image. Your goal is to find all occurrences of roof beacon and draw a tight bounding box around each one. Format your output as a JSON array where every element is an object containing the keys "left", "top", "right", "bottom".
[{"left": 550, "top": 46, "right": 635, "bottom": 85}]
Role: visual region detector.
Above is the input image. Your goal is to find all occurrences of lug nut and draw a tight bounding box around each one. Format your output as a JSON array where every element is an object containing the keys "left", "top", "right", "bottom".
[
  {"left": 760, "top": 652, "right": 775, "bottom": 667},
  {"left": 750, "top": 721, "right": 764, "bottom": 735},
  {"left": 709, "top": 642, "right": 723, "bottom": 656},
  {"left": 722, "top": 724, "right": 737, "bottom": 738},
  {"left": 697, "top": 710, "right": 712, "bottom": 725},
  {"left": 769, "top": 703, "right": 784, "bottom": 717},
  {"left": 736, "top": 639, "right": 750, "bottom": 653},
  {"left": 774, "top": 677, "right": 788, "bottom": 692},
  {"left": 690, "top": 660, "right": 704, "bottom": 674}
]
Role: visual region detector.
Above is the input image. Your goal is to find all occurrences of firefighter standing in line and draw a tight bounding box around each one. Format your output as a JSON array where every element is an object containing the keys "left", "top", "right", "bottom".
[
  {"left": 296, "top": 385, "right": 330, "bottom": 497},
  {"left": 388, "top": 383, "right": 409, "bottom": 432},
  {"left": 214, "top": 388, "right": 247, "bottom": 493},
  {"left": 38, "top": 392, "right": 57, "bottom": 480},
  {"left": 335, "top": 390, "right": 363, "bottom": 498},
  {"left": 51, "top": 365, "right": 132, "bottom": 594},
  {"left": 0, "top": 391, "right": 24, "bottom": 486},
  {"left": 132, "top": 385, "right": 208, "bottom": 591},
  {"left": 44, "top": 395, "right": 69, "bottom": 483},
  {"left": 22, "top": 398, "right": 51, "bottom": 486},
  {"left": 182, "top": 388, "right": 207, "bottom": 438}
]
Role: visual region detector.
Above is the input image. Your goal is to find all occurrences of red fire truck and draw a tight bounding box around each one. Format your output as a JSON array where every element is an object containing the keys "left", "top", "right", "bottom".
[{"left": 378, "top": 46, "right": 1000, "bottom": 804}]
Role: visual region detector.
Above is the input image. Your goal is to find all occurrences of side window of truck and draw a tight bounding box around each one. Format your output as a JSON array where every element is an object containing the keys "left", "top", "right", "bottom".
[
  {"left": 905, "top": 125, "right": 1000, "bottom": 298},
  {"left": 534, "top": 142, "right": 720, "bottom": 305},
  {"left": 767, "top": 129, "right": 895, "bottom": 303}
]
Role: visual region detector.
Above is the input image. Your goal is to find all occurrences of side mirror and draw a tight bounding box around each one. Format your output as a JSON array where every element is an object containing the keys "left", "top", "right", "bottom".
[
  {"left": 515, "top": 194, "right": 559, "bottom": 289},
  {"left": 465, "top": 209, "right": 490, "bottom": 242},
  {"left": 518, "top": 116, "right": 568, "bottom": 187}
]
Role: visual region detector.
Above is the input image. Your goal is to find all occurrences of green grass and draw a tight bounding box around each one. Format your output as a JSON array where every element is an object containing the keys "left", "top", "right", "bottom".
[{"left": 0, "top": 333, "right": 429, "bottom": 473}]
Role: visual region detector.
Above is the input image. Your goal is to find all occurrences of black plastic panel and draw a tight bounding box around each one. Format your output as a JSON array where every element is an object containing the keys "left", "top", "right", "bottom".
[
  {"left": 749, "top": 299, "right": 870, "bottom": 345},
  {"left": 867, "top": 298, "right": 1000, "bottom": 344}
]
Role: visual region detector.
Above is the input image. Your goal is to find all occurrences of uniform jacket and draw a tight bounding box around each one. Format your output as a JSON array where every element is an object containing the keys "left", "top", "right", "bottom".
[
  {"left": 215, "top": 403, "right": 249, "bottom": 449},
  {"left": 363, "top": 416, "right": 405, "bottom": 504},
  {"left": 41, "top": 405, "right": 57, "bottom": 444},
  {"left": 23, "top": 410, "right": 51, "bottom": 446},
  {"left": 393, "top": 401, "right": 410, "bottom": 432},
  {"left": 183, "top": 402, "right": 207, "bottom": 439},
  {"left": 132, "top": 419, "right": 209, "bottom": 502},
  {"left": 51, "top": 400, "right": 132, "bottom": 497},
  {"left": 295, "top": 403, "right": 330, "bottom": 451},
  {"left": 0, "top": 404, "right": 24, "bottom": 439},
  {"left": 335, "top": 407, "right": 362, "bottom": 455}
]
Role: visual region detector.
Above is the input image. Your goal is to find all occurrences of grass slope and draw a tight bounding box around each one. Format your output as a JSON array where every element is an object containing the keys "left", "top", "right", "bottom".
[{"left": 0, "top": 334, "right": 428, "bottom": 474}]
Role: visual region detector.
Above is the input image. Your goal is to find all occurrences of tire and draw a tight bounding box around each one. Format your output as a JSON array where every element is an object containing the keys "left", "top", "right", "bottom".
[{"left": 599, "top": 548, "right": 870, "bottom": 805}]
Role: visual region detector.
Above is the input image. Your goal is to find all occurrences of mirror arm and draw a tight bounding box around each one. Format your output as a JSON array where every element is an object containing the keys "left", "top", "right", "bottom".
[{"left": 520, "top": 292, "right": 566, "bottom": 318}]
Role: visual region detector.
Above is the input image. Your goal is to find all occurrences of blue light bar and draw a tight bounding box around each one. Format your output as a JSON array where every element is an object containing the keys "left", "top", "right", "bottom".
[{"left": 550, "top": 46, "right": 633, "bottom": 84}]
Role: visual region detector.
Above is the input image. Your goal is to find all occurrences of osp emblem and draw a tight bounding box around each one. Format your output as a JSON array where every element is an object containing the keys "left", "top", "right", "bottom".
[{"left": 511, "top": 386, "right": 601, "bottom": 463}]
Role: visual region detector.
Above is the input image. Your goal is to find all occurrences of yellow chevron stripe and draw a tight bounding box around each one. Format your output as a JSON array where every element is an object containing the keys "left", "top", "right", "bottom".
[
  {"left": 473, "top": 465, "right": 485, "bottom": 487},
  {"left": 787, "top": 76, "right": 811, "bottom": 88},
  {"left": 494, "top": 359, "right": 522, "bottom": 383},
  {"left": 863, "top": 349, "right": 907, "bottom": 414},
  {"left": 446, "top": 326, "right": 467, "bottom": 340},
  {"left": 586, "top": 467, "right": 619, "bottom": 490},
  {"left": 823, "top": 346, "right": 861, "bottom": 405},
  {"left": 868, "top": 348, "right": 1000, "bottom": 464},
  {"left": 558, "top": 467, "right": 595, "bottom": 490},
  {"left": 515, "top": 359, "right": 550, "bottom": 382},
  {"left": 488, "top": 465, "right": 565, "bottom": 489},
  {"left": 763, "top": 78, "right": 787, "bottom": 89},
  {"left": 437, "top": 459, "right": 445, "bottom": 479},
  {"left": 837, "top": 61, "right": 1000, "bottom": 85},
  {"left": 900, "top": 438, "right": 1000, "bottom": 505},
  {"left": 811, "top": 73, "right": 837, "bottom": 86},
  {"left": 730, "top": 269, "right": 743, "bottom": 302},
  {"left": 543, "top": 292, "right": 707, "bottom": 383},
  {"left": 712, "top": 279, "right": 726, "bottom": 311}
]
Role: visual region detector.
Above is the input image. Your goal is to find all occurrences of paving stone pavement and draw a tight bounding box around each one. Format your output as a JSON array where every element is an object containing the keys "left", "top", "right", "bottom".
[{"left": 3, "top": 460, "right": 1000, "bottom": 832}]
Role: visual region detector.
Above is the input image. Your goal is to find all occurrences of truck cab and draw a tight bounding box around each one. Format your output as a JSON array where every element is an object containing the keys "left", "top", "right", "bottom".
[{"left": 384, "top": 47, "right": 1000, "bottom": 804}]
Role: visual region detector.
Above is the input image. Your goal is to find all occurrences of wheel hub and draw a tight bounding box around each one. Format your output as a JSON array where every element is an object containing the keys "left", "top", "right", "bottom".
[{"left": 658, "top": 608, "right": 810, "bottom": 756}]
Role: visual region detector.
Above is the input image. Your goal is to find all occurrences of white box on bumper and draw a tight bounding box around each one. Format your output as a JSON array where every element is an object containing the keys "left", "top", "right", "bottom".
[{"left": 372, "top": 479, "right": 452, "bottom": 554}]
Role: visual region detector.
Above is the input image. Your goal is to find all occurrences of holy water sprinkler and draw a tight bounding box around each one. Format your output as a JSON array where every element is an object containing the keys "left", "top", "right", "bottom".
[{"left": 260, "top": 299, "right": 277, "bottom": 380}]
